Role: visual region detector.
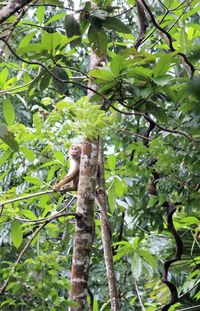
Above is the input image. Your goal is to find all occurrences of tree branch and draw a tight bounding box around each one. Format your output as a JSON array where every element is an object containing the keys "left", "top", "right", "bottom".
[
  {"left": 0, "top": 0, "right": 36, "bottom": 25},
  {"left": 110, "top": 104, "right": 198, "bottom": 142},
  {"left": 134, "top": 0, "right": 148, "bottom": 49},
  {"left": 0, "top": 37, "right": 111, "bottom": 105},
  {"left": 0, "top": 190, "right": 54, "bottom": 210}
]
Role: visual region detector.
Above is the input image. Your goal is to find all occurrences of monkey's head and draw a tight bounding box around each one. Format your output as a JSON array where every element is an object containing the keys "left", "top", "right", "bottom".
[{"left": 69, "top": 145, "right": 81, "bottom": 160}]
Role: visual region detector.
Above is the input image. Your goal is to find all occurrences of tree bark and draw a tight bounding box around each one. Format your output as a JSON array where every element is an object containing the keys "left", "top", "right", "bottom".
[
  {"left": 69, "top": 138, "right": 98, "bottom": 310},
  {"left": 0, "top": 0, "right": 34, "bottom": 25},
  {"left": 69, "top": 51, "right": 102, "bottom": 310}
]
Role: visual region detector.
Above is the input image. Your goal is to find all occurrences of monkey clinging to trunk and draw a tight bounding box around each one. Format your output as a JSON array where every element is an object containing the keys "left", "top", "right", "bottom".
[{"left": 53, "top": 145, "right": 81, "bottom": 193}]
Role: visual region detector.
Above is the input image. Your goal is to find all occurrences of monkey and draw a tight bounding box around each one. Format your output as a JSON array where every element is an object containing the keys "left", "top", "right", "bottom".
[{"left": 53, "top": 145, "right": 82, "bottom": 193}]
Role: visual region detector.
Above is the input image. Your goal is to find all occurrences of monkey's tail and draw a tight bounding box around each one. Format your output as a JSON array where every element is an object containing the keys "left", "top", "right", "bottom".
[{"left": 162, "top": 204, "right": 183, "bottom": 311}]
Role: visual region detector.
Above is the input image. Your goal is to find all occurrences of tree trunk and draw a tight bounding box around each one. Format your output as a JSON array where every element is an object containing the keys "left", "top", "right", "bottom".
[
  {"left": 69, "top": 51, "right": 102, "bottom": 310},
  {"left": 69, "top": 138, "right": 98, "bottom": 310}
]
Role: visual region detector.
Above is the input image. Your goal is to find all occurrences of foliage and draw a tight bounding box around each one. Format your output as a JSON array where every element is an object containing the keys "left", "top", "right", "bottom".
[{"left": 0, "top": 0, "right": 200, "bottom": 310}]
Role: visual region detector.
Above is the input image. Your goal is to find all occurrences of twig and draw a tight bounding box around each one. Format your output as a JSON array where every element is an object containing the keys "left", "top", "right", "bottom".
[
  {"left": 116, "top": 128, "right": 152, "bottom": 141},
  {"left": 134, "top": 280, "right": 145, "bottom": 310},
  {"left": 0, "top": 190, "right": 54, "bottom": 208}
]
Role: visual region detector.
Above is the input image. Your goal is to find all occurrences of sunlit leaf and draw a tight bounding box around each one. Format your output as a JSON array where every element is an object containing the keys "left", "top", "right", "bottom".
[{"left": 11, "top": 220, "right": 23, "bottom": 249}]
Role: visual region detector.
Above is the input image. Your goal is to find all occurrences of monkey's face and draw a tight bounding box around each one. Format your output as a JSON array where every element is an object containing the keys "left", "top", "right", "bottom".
[{"left": 69, "top": 145, "right": 81, "bottom": 159}]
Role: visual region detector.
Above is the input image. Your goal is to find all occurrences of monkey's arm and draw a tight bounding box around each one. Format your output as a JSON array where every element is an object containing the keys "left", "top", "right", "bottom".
[{"left": 53, "top": 168, "right": 79, "bottom": 191}]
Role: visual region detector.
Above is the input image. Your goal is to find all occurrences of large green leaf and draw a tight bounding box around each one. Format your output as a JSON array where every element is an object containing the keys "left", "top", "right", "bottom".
[
  {"left": 2, "top": 98, "right": 15, "bottom": 125},
  {"left": 103, "top": 17, "right": 131, "bottom": 34},
  {"left": 89, "top": 68, "right": 113, "bottom": 81}
]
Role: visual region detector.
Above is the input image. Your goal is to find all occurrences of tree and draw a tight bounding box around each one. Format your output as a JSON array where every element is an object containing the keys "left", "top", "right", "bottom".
[{"left": 0, "top": 0, "right": 200, "bottom": 310}]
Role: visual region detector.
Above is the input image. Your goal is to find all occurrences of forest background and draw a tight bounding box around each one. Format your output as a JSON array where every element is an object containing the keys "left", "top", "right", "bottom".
[{"left": 0, "top": 0, "right": 200, "bottom": 310}]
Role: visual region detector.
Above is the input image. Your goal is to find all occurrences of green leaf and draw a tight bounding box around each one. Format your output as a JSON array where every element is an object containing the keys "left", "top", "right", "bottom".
[
  {"left": 153, "top": 55, "right": 172, "bottom": 78},
  {"left": 139, "top": 249, "right": 157, "bottom": 268},
  {"left": 127, "top": 66, "right": 151, "bottom": 79},
  {"left": 54, "top": 150, "right": 65, "bottom": 164},
  {"left": 0, "top": 123, "right": 19, "bottom": 151},
  {"left": 88, "top": 25, "right": 107, "bottom": 57},
  {"left": 152, "top": 75, "right": 174, "bottom": 86},
  {"left": 110, "top": 55, "right": 126, "bottom": 77},
  {"left": 103, "top": 17, "right": 131, "bottom": 34},
  {"left": 0, "top": 149, "right": 12, "bottom": 167},
  {"left": 0, "top": 68, "right": 9, "bottom": 87},
  {"left": 20, "top": 147, "right": 35, "bottom": 162},
  {"left": 17, "top": 43, "right": 44, "bottom": 54},
  {"left": 24, "top": 176, "right": 44, "bottom": 185},
  {"left": 37, "top": 5, "right": 45, "bottom": 25},
  {"left": 147, "top": 196, "right": 159, "bottom": 208},
  {"left": 64, "top": 14, "right": 81, "bottom": 47},
  {"left": 3, "top": 99, "right": 15, "bottom": 125},
  {"left": 19, "top": 31, "right": 37, "bottom": 49},
  {"left": 131, "top": 253, "right": 142, "bottom": 280},
  {"left": 45, "top": 12, "right": 66, "bottom": 25},
  {"left": 114, "top": 177, "right": 124, "bottom": 197},
  {"left": 180, "top": 216, "right": 199, "bottom": 225},
  {"left": 107, "top": 154, "right": 116, "bottom": 171},
  {"left": 11, "top": 220, "right": 23, "bottom": 249},
  {"left": 89, "top": 68, "right": 113, "bottom": 81},
  {"left": 21, "top": 210, "right": 38, "bottom": 220}
]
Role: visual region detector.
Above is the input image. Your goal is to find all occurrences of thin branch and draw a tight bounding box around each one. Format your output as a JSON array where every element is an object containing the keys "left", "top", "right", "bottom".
[
  {"left": 110, "top": 104, "right": 197, "bottom": 142},
  {"left": 134, "top": 280, "right": 145, "bottom": 310},
  {"left": 28, "top": 3, "right": 77, "bottom": 12},
  {"left": 177, "top": 305, "right": 200, "bottom": 311},
  {"left": 15, "top": 209, "right": 80, "bottom": 224},
  {"left": 0, "top": 190, "right": 54, "bottom": 208},
  {"left": 116, "top": 128, "right": 152, "bottom": 141}
]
